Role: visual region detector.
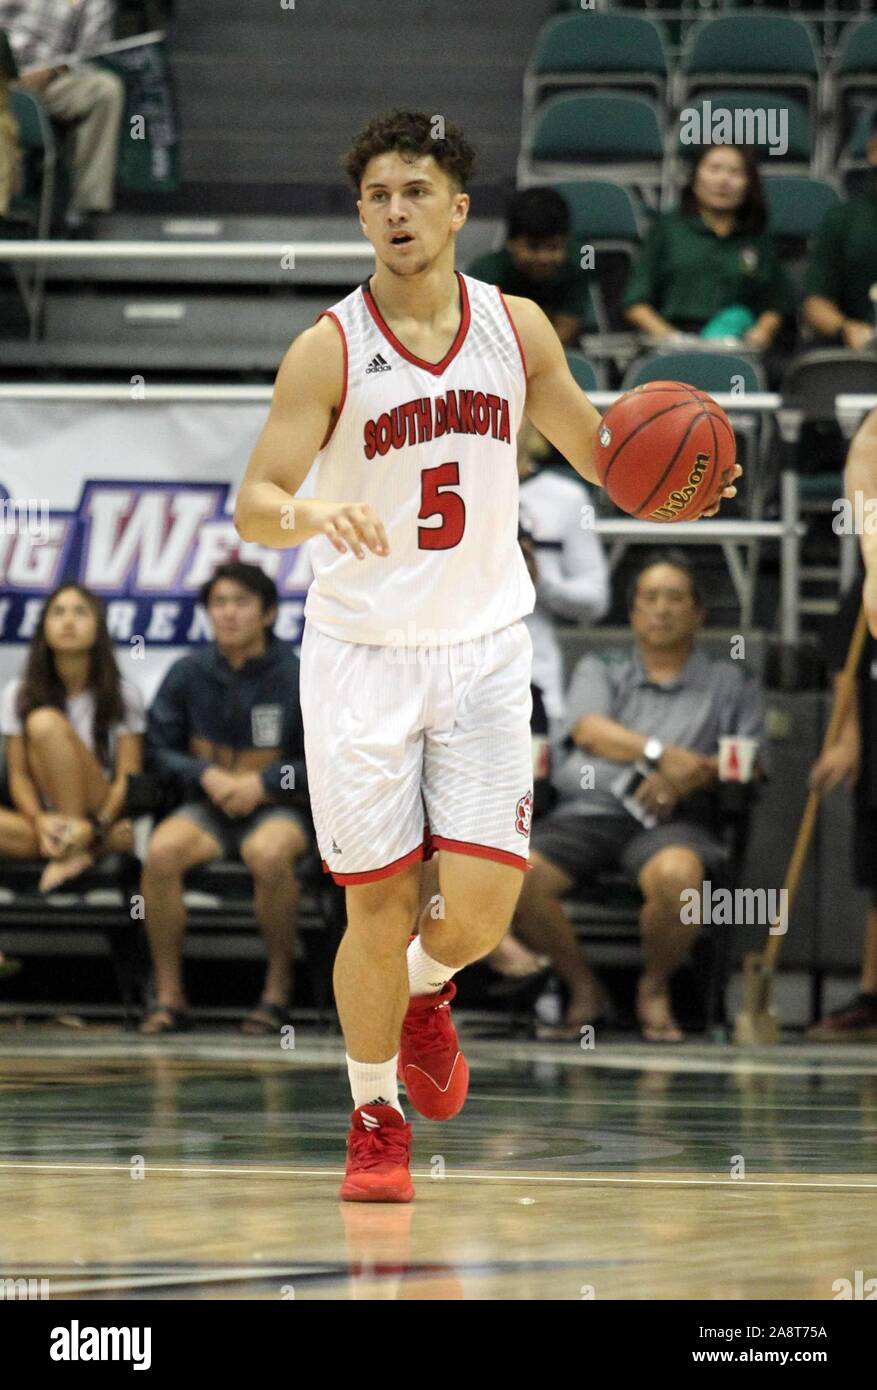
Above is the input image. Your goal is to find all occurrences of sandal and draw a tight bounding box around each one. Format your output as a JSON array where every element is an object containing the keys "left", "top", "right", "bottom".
[
  {"left": 140, "top": 1006, "right": 190, "bottom": 1036},
  {"left": 241, "top": 1000, "right": 290, "bottom": 1036}
]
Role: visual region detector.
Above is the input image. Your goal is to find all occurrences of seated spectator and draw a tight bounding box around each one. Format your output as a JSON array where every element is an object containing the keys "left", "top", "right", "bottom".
[
  {"left": 624, "top": 143, "right": 793, "bottom": 351},
  {"left": 1, "top": 0, "right": 124, "bottom": 235},
  {"left": 518, "top": 439, "right": 610, "bottom": 756},
  {"left": 141, "top": 562, "right": 312, "bottom": 1037},
  {"left": 0, "top": 66, "right": 22, "bottom": 216},
  {"left": 0, "top": 582, "right": 143, "bottom": 891},
  {"left": 468, "top": 187, "right": 591, "bottom": 346},
  {"left": 802, "top": 111, "right": 877, "bottom": 351},
  {"left": 511, "top": 550, "right": 764, "bottom": 1042}
]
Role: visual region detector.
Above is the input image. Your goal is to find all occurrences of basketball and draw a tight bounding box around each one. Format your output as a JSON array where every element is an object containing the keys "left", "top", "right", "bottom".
[{"left": 594, "top": 381, "right": 737, "bottom": 522}]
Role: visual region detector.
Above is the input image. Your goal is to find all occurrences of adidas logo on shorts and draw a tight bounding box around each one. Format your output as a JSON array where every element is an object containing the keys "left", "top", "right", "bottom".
[{"left": 365, "top": 353, "right": 392, "bottom": 374}]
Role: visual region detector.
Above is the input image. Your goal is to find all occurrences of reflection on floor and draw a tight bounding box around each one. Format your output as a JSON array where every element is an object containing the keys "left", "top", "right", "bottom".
[{"left": 1, "top": 1029, "right": 875, "bottom": 1299}]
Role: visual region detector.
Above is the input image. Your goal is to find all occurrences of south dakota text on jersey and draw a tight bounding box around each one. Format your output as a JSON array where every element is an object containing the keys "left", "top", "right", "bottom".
[{"left": 363, "top": 389, "right": 512, "bottom": 458}]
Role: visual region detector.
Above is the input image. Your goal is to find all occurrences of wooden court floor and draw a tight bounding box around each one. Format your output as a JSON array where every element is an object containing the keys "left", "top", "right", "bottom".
[{"left": 1, "top": 1028, "right": 876, "bottom": 1300}]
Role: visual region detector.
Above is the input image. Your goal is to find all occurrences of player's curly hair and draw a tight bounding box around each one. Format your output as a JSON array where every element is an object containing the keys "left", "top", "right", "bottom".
[{"left": 343, "top": 109, "right": 476, "bottom": 193}]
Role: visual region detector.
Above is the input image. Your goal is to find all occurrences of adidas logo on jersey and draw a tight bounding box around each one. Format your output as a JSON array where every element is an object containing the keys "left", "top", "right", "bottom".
[{"left": 365, "top": 353, "right": 392, "bottom": 374}]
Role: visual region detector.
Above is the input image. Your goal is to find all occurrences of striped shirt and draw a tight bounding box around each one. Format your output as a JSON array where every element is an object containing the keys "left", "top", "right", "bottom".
[{"left": 0, "top": 0, "right": 114, "bottom": 70}]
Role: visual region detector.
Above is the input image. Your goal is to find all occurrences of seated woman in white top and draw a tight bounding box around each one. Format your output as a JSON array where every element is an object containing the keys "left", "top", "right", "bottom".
[{"left": 0, "top": 583, "right": 145, "bottom": 892}]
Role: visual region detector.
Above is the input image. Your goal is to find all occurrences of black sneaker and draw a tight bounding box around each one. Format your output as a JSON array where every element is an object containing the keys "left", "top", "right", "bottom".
[{"left": 807, "top": 992, "right": 877, "bottom": 1042}]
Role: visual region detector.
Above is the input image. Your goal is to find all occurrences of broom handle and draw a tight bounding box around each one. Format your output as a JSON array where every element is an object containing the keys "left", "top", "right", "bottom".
[{"left": 761, "top": 602, "right": 870, "bottom": 971}]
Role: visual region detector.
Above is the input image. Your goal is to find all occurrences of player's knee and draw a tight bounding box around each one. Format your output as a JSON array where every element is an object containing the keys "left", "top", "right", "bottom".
[{"left": 347, "top": 869, "right": 420, "bottom": 931}]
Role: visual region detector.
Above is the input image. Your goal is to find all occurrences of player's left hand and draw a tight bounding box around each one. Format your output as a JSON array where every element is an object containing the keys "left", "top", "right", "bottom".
[{"left": 697, "top": 463, "right": 743, "bottom": 519}]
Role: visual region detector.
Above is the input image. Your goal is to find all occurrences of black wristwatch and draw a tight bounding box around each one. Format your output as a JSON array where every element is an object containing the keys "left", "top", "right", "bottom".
[{"left": 643, "top": 737, "right": 664, "bottom": 770}]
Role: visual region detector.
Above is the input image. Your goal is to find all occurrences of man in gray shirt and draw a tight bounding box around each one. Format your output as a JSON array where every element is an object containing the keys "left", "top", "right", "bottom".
[{"left": 513, "top": 550, "right": 764, "bottom": 1041}]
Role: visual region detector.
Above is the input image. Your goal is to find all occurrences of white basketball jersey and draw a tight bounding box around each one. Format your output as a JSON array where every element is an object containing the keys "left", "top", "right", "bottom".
[{"left": 302, "top": 271, "right": 536, "bottom": 647}]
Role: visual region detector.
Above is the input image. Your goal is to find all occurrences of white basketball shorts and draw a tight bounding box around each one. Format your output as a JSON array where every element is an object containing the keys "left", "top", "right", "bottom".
[{"left": 299, "top": 618, "right": 534, "bottom": 885}]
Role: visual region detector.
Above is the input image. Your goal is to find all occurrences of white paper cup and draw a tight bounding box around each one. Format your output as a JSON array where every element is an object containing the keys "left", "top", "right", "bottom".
[{"left": 719, "top": 735, "right": 758, "bottom": 782}]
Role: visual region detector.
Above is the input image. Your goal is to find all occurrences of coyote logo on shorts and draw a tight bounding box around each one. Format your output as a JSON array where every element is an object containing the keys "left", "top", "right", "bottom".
[{"left": 515, "top": 789, "right": 533, "bottom": 837}]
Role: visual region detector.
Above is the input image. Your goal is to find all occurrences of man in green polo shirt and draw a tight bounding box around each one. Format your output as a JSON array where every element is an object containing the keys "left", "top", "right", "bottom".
[
  {"left": 803, "top": 112, "right": 877, "bottom": 350},
  {"left": 468, "top": 187, "right": 591, "bottom": 347}
]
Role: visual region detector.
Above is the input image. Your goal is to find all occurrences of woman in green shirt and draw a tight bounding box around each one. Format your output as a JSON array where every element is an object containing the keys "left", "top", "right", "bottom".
[{"left": 624, "top": 144, "right": 793, "bottom": 349}]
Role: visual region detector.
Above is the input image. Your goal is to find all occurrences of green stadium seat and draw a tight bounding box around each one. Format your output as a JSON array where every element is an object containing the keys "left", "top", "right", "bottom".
[
  {"left": 837, "top": 103, "right": 877, "bottom": 192},
  {"left": 565, "top": 350, "right": 599, "bottom": 394},
  {"left": 552, "top": 179, "right": 643, "bottom": 245},
  {"left": 678, "top": 15, "right": 823, "bottom": 129},
  {"left": 523, "top": 13, "right": 670, "bottom": 132},
  {"left": 763, "top": 176, "right": 840, "bottom": 240},
  {"left": 833, "top": 18, "right": 877, "bottom": 153},
  {"left": 519, "top": 94, "right": 666, "bottom": 206},
  {"left": 554, "top": 180, "right": 644, "bottom": 333},
  {"left": 5, "top": 87, "right": 56, "bottom": 239},
  {"left": 622, "top": 349, "right": 766, "bottom": 396}
]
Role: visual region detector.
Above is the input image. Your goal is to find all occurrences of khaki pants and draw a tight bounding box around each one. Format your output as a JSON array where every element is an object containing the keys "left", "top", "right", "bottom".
[{"left": 39, "top": 64, "right": 125, "bottom": 213}]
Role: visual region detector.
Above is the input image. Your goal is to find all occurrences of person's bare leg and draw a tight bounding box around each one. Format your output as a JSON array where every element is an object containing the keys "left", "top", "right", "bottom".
[
  {"left": 416, "top": 851, "right": 527, "bottom": 969},
  {"left": 141, "top": 817, "right": 223, "bottom": 1014},
  {"left": 636, "top": 847, "right": 703, "bottom": 1042},
  {"left": 511, "top": 849, "right": 609, "bottom": 1031},
  {"left": 24, "top": 708, "right": 111, "bottom": 890},
  {"left": 240, "top": 818, "right": 309, "bottom": 1008},
  {"left": 335, "top": 864, "right": 422, "bottom": 1062},
  {"left": 0, "top": 807, "right": 39, "bottom": 858},
  {"left": 860, "top": 904, "right": 877, "bottom": 995},
  {"left": 24, "top": 707, "right": 108, "bottom": 815}
]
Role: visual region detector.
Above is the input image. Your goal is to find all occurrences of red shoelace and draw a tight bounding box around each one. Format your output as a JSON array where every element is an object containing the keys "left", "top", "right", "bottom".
[
  {"left": 403, "top": 998, "right": 455, "bottom": 1056},
  {"left": 347, "top": 1126, "right": 410, "bottom": 1171}
]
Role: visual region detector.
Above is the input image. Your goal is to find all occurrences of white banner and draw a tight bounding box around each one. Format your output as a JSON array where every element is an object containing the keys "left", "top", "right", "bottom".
[{"left": 0, "top": 400, "right": 315, "bottom": 704}]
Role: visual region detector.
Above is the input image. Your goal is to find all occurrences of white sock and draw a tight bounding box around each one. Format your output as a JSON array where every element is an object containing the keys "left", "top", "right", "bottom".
[
  {"left": 346, "top": 1054, "right": 404, "bottom": 1118},
  {"left": 407, "top": 935, "right": 458, "bottom": 997}
]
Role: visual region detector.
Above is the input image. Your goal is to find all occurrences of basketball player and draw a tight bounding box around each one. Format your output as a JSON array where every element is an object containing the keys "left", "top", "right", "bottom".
[{"left": 234, "top": 110, "right": 742, "bottom": 1202}]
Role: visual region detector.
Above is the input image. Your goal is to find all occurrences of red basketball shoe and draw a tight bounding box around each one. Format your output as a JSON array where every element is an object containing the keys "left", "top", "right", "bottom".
[
  {"left": 339, "top": 1104, "right": 414, "bottom": 1203},
  {"left": 399, "top": 982, "right": 469, "bottom": 1120}
]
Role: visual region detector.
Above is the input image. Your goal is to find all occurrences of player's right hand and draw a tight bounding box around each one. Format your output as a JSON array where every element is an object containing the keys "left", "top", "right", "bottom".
[{"left": 317, "top": 502, "right": 389, "bottom": 560}]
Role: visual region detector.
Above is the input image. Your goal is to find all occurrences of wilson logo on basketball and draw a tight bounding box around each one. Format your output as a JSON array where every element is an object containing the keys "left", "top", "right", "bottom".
[
  {"left": 515, "top": 790, "right": 533, "bottom": 837},
  {"left": 648, "top": 453, "right": 710, "bottom": 521}
]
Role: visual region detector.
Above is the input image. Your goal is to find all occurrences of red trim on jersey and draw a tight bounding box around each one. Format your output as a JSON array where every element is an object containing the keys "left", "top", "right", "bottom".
[
  {"left": 321, "top": 840, "right": 426, "bottom": 886},
  {"left": 315, "top": 310, "right": 347, "bottom": 449},
  {"left": 499, "top": 289, "right": 528, "bottom": 383},
  {"left": 427, "top": 835, "right": 530, "bottom": 873},
  {"left": 360, "top": 271, "right": 471, "bottom": 376}
]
